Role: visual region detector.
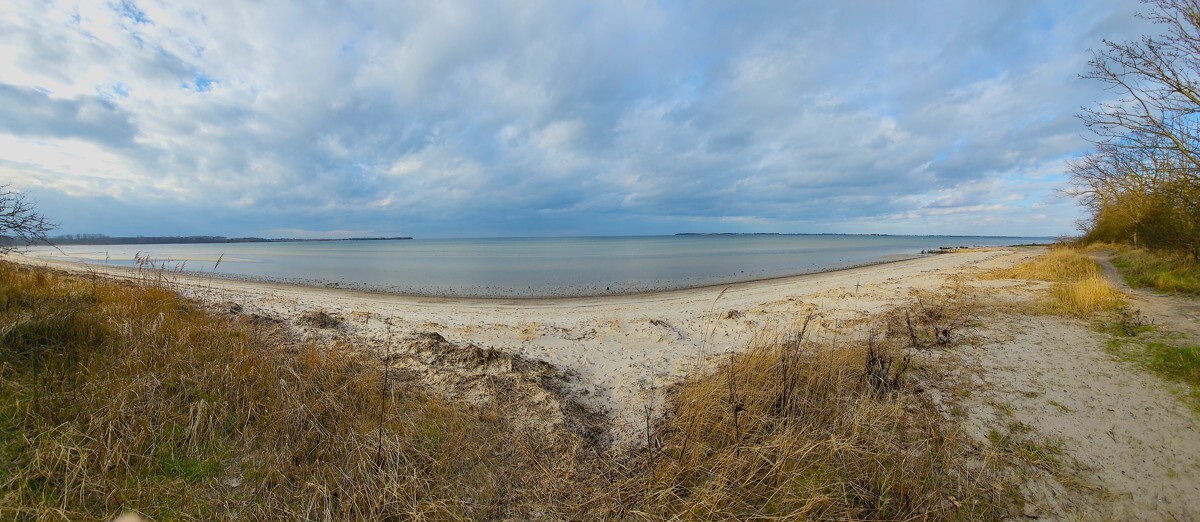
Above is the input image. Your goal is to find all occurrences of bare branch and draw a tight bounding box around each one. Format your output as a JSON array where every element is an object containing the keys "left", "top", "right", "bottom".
[{"left": 0, "top": 184, "right": 57, "bottom": 252}]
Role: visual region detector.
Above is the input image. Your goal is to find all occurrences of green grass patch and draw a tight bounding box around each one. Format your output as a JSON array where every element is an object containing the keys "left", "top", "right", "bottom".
[
  {"left": 1144, "top": 341, "right": 1200, "bottom": 385},
  {"left": 1106, "top": 335, "right": 1200, "bottom": 412},
  {"left": 1110, "top": 246, "right": 1200, "bottom": 294}
]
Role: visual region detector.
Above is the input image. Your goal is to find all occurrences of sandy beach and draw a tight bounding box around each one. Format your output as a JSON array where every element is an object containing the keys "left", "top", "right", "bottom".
[
  {"left": 15, "top": 247, "right": 1040, "bottom": 441},
  {"left": 13, "top": 245, "right": 1200, "bottom": 519}
]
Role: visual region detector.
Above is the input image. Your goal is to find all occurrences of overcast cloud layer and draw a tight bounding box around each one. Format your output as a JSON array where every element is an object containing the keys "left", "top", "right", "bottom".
[{"left": 0, "top": 1, "right": 1154, "bottom": 238}]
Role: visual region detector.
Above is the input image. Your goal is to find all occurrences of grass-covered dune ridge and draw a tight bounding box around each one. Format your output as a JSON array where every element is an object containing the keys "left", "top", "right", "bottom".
[
  {"left": 605, "top": 319, "right": 1012, "bottom": 519},
  {"left": 0, "top": 260, "right": 1017, "bottom": 519},
  {"left": 0, "top": 262, "right": 587, "bottom": 520}
]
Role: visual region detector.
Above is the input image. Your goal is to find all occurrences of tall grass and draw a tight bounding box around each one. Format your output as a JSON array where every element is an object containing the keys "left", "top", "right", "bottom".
[
  {"left": 602, "top": 325, "right": 1013, "bottom": 520},
  {"left": 990, "top": 247, "right": 1101, "bottom": 283},
  {"left": 986, "top": 247, "right": 1123, "bottom": 316},
  {"left": 1, "top": 261, "right": 1020, "bottom": 520},
  {"left": 0, "top": 262, "right": 585, "bottom": 520}
]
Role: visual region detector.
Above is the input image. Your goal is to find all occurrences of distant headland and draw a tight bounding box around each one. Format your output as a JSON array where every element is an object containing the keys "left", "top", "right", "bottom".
[
  {"left": 3, "top": 234, "right": 413, "bottom": 246},
  {"left": 674, "top": 232, "right": 1044, "bottom": 238}
]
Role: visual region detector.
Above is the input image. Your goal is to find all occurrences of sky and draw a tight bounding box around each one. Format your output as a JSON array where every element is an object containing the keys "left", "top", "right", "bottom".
[{"left": 0, "top": 1, "right": 1157, "bottom": 239}]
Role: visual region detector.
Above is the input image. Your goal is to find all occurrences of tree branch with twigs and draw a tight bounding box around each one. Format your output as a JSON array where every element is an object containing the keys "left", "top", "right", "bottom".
[
  {"left": 0, "top": 184, "right": 56, "bottom": 252},
  {"left": 1071, "top": 0, "right": 1200, "bottom": 256}
]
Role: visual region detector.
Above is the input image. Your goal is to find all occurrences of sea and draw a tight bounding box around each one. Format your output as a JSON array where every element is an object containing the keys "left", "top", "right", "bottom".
[{"left": 24, "top": 235, "right": 1052, "bottom": 297}]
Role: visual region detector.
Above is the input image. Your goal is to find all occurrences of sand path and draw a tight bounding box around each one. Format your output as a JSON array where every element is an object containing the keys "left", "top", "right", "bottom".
[
  {"left": 950, "top": 253, "right": 1200, "bottom": 520},
  {"left": 1094, "top": 251, "right": 1200, "bottom": 338}
]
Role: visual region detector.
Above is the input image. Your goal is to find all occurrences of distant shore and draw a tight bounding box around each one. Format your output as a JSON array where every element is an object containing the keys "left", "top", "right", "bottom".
[
  {"left": 18, "top": 234, "right": 1054, "bottom": 298},
  {"left": 675, "top": 232, "right": 1054, "bottom": 239},
  {"left": 3, "top": 235, "right": 414, "bottom": 247},
  {"left": 19, "top": 249, "right": 929, "bottom": 299}
]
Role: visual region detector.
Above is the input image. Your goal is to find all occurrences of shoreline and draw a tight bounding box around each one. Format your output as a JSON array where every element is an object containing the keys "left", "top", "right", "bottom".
[
  {"left": 17, "top": 250, "right": 929, "bottom": 301},
  {"left": 7, "top": 247, "right": 1048, "bottom": 443},
  {"left": 17, "top": 235, "right": 1054, "bottom": 299},
  {"left": 8, "top": 244, "right": 1200, "bottom": 519}
]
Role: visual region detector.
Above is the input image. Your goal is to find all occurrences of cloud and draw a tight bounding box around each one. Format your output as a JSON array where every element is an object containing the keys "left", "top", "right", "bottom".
[
  {"left": 0, "top": 0, "right": 1156, "bottom": 237},
  {"left": 0, "top": 84, "right": 138, "bottom": 148}
]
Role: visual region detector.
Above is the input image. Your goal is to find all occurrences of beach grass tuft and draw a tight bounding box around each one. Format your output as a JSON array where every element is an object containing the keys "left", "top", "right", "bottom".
[
  {"left": 986, "top": 246, "right": 1124, "bottom": 316},
  {"left": 601, "top": 313, "right": 1013, "bottom": 519}
]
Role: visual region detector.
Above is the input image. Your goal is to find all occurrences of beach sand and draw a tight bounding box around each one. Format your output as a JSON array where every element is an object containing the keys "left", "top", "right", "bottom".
[
  {"left": 16, "top": 247, "right": 1038, "bottom": 443},
  {"left": 14, "top": 246, "right": 1200, "bottom": 518}
]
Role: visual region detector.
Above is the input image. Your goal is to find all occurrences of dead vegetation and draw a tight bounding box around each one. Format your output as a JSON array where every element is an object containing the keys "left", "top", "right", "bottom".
[
  {"left": 0, "top": 261, "right": 1024, "bottom": 520},
  {"left": 602, "top": 309, "right": 1016, "bottom": 519},
  {"left": 885, "top": 282, "right": 979, "bottom": 349},
  {"left": 0, "top": 262, "right": 596, "bottom": 520},
  {"left": 984, "top": 246, "right": 1124, "bottom": 316},
  {"left": 382, "top": 331, "right": 608, "bottom": 443},
  {"left": 298, "top": 308, "right": 342, "bottom": 328}
]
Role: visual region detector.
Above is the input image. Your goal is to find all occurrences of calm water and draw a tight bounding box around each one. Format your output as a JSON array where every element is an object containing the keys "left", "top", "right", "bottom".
[{"left": 26, "top": 235, "right": 1050, "bottom": 297}]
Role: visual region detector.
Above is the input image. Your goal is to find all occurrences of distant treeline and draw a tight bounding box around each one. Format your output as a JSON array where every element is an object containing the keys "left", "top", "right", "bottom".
[{"left": 0, "top": 234, "right": 413, "bottom": 246}]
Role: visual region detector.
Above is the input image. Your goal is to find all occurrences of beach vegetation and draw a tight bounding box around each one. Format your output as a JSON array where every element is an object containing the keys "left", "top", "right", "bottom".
[
  {"left": 1109, "top": 245, "right": 1200, "bottom": 294},
  {"left": 0, "top": 261, "right": 590, "bottom": 520},
  {"left": 1107, "top": 336, "right": 1200, "bottom": 412},
  {"left": 1103, "top": 308, "right": 1200, "bottom": 412},
  {"left": 1069, "top": 0, "right": 1200, "bottom": 258},
  {"left": 0, "top": 260, "right": 1022, "bottom": 519},
  {"left": 602, "top": 304, "right": 1015, "bottom": 520},
  {"left": 985, "top": 247, "right": 1124, "bottom": 316}
]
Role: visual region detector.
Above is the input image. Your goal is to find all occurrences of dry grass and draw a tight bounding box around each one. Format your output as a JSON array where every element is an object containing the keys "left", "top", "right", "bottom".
[
  {"left": 988, "top": 247, "right": 1100, "bottom": 283},
  {"left": 1046, "top": 277, "right": 1123, "bottom": 317},
  {"left": 1, "top": 261, "right": 1021, "bottom": 520},
  {"left": 601, "top": 317, "right": 1014, "bottom": 520},
  {"left": 298, "top": 308, "right": 342, "bottom": 328},
  {"left": 985, "top": 247, "right": 1123, "bottom": 316},
  {"left": 0, "top": 262, "right": 591, "bottom": 520}
]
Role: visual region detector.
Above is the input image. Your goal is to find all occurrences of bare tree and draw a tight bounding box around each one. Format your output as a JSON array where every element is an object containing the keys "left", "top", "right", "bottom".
[
  {"left": 0, "top": 184, "right": 56, "bottom": 252},
  {"left": 1081, "top": 0, "right": 1200, "bottom": 174},
  {"left": 1071, "top": 0, "right": 1200, "bottom": 255}
]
